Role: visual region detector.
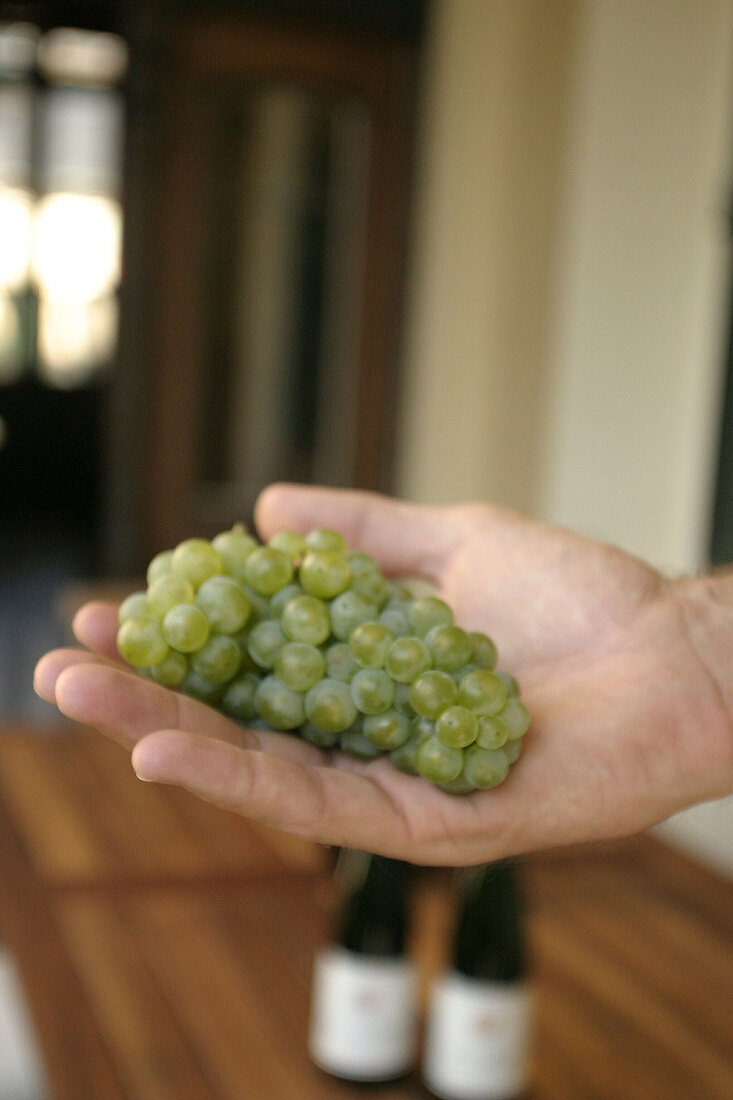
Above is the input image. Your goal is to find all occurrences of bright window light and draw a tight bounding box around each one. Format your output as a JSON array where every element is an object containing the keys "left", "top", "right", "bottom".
[
  {"left": 32, "top": 192, "right": 123, "bottom": 383},
  {"left": 32, "top": 192, "right": 122, "bottom": 300},
  {"left": 36, "top": 27, "right": 127, "bottom": 86},
  {"left": 37, "top": 293, "right": 118, "bottom": 386},
  {"left": 0, "top": 23, "right": 127, "bottom": 386},
  {"left": 0, "top": 186, "right": 33, "bottom": 291}
]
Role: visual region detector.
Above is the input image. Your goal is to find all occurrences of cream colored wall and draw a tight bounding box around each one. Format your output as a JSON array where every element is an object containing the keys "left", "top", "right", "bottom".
[
  {"left": 539, "top": 0, "right": 733, "bottom": 575},
  {"left": 398, "top": 0, "right": 733, "bottom": 570},
  {"left": 397, "top": 0, "right": 733, "bottom": 873},
  {"left": 395, "top": 0, "right": 578, "bottom": 513}
]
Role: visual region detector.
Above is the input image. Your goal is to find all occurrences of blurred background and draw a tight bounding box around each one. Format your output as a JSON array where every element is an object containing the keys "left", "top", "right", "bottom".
[
  {"left": 0, "top": 1, "right": 731, "bottom": 1095},
  {"left": 2, "top": 0, "right": 730, "bottom": 866},
  {"left": 0, "top": 0, "right": 424, "bottom": 722}
]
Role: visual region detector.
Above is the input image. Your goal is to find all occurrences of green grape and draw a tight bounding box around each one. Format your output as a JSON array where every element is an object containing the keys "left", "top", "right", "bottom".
[
  {"left": 385, "top": 636, "right": 432, "bottom": 683},
  {"left": 305, "top": 528, "right": 346, "bottom": 552},
  {"left": 325, "top": 642, "right": 359, "bottom": 683},
  {"left": 195, "top": 575, "right": 250, "bottom": 634},
  {"left": 299, "top": 550, "right": 351, "bottom": 598},
  {"left": 146, "top": 549, "right": 173, "bottom": 584},
  {"left": 191, "top": 634, "right": 241, "bottom": 684},
  {"left": 268, "top": 530, "right": 307, "bottom": 562},
  {"left": 462, "top": 745, "right": 509, "bottom": 789},
  {"left": 339, "top": 727, "right": 383, "bottom": 760},
  {"left": 268, "top": 582, "right": 304, "bottom": 618},
  {"left": 349, "top": 621, "right": 394, "bottom": 669},
  {"left": 499, "top": 697, "right": 531, "bottom": 740},
  {"left": 171, "top": 538, "right": 223, "bottom": 588},
  {"left": 149, "top": 650, "right": 188, "bottom": 687},
  {"left": 411, "top": 715, "right": 438, "bottom": 741},
  {"left": 363, "top": 709, "right": 411, "bottom": 750},
  {"left": 346, "top": 550, "right": 379, "bottom": 576},
  {"left": 436, "top": 704, "right": 479, "bottom": 748},
  {"left": 222, "top": 670, "right": 261, "bottom": 721},
  {"left": 351, "top": 570, "right": 389, "bottom": 607},
  {"left": 147, "top": 574, "right": 195, "bottom": 619},
  {"left": 384, "top": 582, "right": 412, "bottom": 602},
  {"left": 299, "top": 721, "right": 340, "bottom": 749},
  {"left": 134, "top": 522, "right": 529, "bottom": 795},
  {"left": 255, "top": 675, "right": 306, "bottom": 730},
  {"left": 162, "top": 604, "right": 210, "bottom": 653},
  {"left": 383, "top": 595, "right": 412, "bottom": 616},
  {"left": 244, "top": 546, "right": 294, "bottom": 596},
  {"left": 350, "top": 668, "right": 395, "bottom": 715},
  {"left": 415, "top": 736, "right": 463, "bottom": 783},
  {"left": 407, "top": 595, "right": 454, "bottom": 636},
  {"left": 393, "top": 681, "right": 416, "bottom": 715},
  {"left": 377, "top": 606, "right": 410, "bottom": 637},
  {"left": 476, "top": 714, "right": 509, "bottom": 750},
  {"left": 242, "top": 584, "right": 271, "bottom": 624},
  {"left": 274, "top": 642, "right": 325, "bottom": 692},
  {"left": 450, "top": 663, "right": 477, "bottom": 683},
  {"left": 229, "top": 628, "right": 257, "bottom": 669},
  {"left": 409, "top": 670, "right": 458, "bottom": 719},
  {"left": 438, "top": 775, "right": 477, "bottom": 795},
  {"left": 504, "top": 738, "right": 523, "bottom": 764},
  {"left": 180, "top": 668, "right": 225, "bottom": 705},
  {"left": 469, "top": 631, "right": 498, "bottom": 670},
  {"left": 118, "top": 591, "right": 149, "bottom": 623},
  {"left": 305, "top": 678, "right": 358, "bottom": 733},
  {"left": 389, "top": 732, "right": 423, "bottom": 774},
  {"left": 495, "top": 670, "right": 520, "bottom": 697},
  {"left": 281, "top": 594, "right": 330, "bottom": 645},
  {"left": 117, "top": 616, "right": 169, "bottom": 667},
  {"left": 329, "top": 590, "right": 377, "bottom": 641},
  {"left": 425, "top": 624, "right": 473, "bottom": 672},
  {"left": 211, "top": 526, "right": 259, "bottom": 579},
  {"left": 458, "top": 669, "right": 508, "bottom": 716},
  {"left": 247, "top": 620, "right": 287, "bottom": 669}
]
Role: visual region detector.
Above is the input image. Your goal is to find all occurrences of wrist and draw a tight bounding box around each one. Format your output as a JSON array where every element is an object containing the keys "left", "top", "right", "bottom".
[{"left": 673, "top": 571, "right": 733, "bottom": 794}]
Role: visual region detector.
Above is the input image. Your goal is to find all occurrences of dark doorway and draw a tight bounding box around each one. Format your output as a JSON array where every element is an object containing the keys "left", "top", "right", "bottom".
[{"left": 0, "top": 0, "right": 424, "bottom": 721}]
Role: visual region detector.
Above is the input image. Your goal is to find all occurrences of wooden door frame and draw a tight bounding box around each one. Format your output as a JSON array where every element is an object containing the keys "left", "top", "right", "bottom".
[{"left": 135, "top": 15, "right": 418, "bottom": 557}]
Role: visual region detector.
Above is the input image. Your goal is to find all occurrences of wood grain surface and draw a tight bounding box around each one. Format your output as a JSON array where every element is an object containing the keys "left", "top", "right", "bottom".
[{"left": 0, "top": 728, "right": 729, "bottom": 1099}]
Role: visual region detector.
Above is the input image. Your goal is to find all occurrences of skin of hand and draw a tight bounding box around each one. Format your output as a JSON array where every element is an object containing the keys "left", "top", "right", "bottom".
[{"left": 33, "top": 483, "right": 733, "bottom": 866}]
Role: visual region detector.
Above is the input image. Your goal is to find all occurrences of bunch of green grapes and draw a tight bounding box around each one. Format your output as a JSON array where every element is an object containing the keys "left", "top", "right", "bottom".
[{"left": 116, "top": 526, "right": 530, "bottom": 794}]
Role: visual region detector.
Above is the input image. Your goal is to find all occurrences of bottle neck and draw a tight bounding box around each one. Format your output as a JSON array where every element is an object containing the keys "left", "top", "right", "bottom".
[
  {"left": 336, "top": 852, "right": 412, "bottom": 957},
  {"left": 453, "top": 860, "right": 526, "bottom": 982}
]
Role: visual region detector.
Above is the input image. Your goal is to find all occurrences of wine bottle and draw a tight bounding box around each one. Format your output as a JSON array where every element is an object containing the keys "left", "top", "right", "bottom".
[
  {"left": 308, "top": 850, "right": 418, "bottom": 1082},
  {"left": 422, "top": 860, "right": 532, "bottom": 1100}
]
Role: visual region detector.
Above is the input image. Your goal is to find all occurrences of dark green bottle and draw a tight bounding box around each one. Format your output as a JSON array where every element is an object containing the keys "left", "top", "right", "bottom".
[
  {"left": 309, "top": 851, "right": 418, "bottom": 1081},
  {"left": 423, "top": 861, "right": 532, "bottom": 1099}
]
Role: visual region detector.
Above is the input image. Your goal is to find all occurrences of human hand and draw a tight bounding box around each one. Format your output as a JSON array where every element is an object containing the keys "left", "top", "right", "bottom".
[{"left": 33, "top": 484, "right": 733, "bottom": 865}]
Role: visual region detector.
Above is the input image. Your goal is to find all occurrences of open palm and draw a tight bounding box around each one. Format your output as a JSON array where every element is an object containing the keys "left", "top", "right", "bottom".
[{"left": 34, "top": 484, "right": 731, "bottom": 865}]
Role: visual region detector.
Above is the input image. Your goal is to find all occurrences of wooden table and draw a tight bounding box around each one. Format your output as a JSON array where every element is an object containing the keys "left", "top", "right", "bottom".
[{"left": 0, "top": 727, "right": 730, "bottom": 1099}]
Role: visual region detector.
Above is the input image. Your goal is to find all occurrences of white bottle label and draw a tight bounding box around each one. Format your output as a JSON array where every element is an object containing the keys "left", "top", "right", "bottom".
[
  {"left": 309, "top": 946, "right": 417, "bottom": 1080},
  {"left": 423, "top": 971, "right": 532, "bottom": 1099}
]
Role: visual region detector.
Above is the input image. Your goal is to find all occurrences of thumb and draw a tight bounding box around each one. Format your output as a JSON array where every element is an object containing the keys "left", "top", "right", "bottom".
[{"left": 254, "top": 483, "right": 464, "bottom": 580}]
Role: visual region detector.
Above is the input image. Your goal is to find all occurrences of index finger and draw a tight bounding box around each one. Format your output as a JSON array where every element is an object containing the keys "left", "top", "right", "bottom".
[
  {"left": 72, "top": 600, "right": 121, "bottom": 661},
  {"left": 130, "top": 729, "right": 495, "bottom": 864},
  {"left": 255, "top": 483, "right": 465, "bottom": 580}
]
